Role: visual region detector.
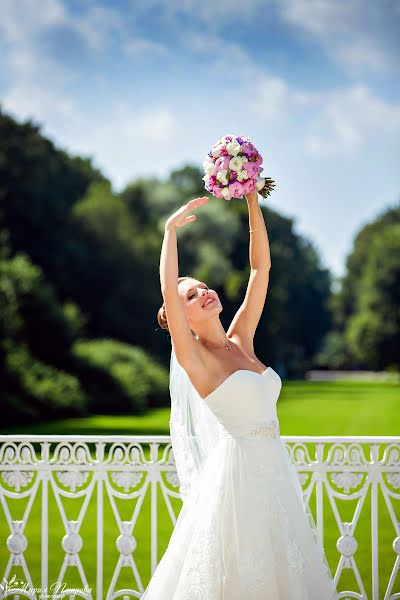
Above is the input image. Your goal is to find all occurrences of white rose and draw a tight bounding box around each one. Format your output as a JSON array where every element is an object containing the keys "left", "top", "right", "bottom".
[
  {"left": 236, "top": 170, "right": 247, "bottom": 182},
  {"left": 221, "top": 187, "right": 230, "bottom": 198},
  {"left": 229, "top": 156, "right": 243, "bottom": 172},
  {"left": 256, "top": 177, "right": 265, "bottom": 191},
  {"left": 241, "top": 155, "right": 248, "bottom": 163},
  {"left": 217, "top": 169, "right": 229, "bottom": 185},
  {"left": 205, "top": 163, "right": 215, "bottom": 176},
  {"left": 226, "top": 141, "right": 241, "bottom": 156},
  {"left": 212, "top": 145, "right": 223, "bottom": 158}
]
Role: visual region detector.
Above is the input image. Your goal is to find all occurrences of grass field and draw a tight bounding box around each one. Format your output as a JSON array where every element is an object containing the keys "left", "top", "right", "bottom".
[{"left": 0, "top": 379, "right": 399, "bottom": 598}]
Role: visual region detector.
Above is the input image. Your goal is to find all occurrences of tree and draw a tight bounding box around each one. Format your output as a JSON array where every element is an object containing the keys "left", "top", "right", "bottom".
[
  {"left": 346, "top": 223, "right": 400, "bottom": 369},
  {"left": 319, "top": 202, "right": 400, "bottom": 370}
]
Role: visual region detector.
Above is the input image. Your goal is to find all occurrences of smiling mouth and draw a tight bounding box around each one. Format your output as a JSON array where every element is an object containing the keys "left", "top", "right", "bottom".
[{"left": 203, "top": 298, "right": 216, "bottom": 307}]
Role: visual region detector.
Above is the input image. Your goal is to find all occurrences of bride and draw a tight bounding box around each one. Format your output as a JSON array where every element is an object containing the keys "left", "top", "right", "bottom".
[{"left": 142, "top": 191, "right": 337, "bottom": 599}]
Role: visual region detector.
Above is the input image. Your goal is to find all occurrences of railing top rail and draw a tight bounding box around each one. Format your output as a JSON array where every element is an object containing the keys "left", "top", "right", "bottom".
[{"left": 0, "top": 434, "right": 399, "bottom": 442}]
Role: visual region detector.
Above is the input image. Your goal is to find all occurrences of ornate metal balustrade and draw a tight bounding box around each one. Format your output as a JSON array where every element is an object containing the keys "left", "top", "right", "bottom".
[{"left": 0, "top": 435, "right": 399, "bottom": 600}]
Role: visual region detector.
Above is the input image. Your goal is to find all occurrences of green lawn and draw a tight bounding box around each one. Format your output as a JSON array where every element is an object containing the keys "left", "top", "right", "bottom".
[
  {"left": 2, "top": 378, "right": 399, "bottom": 437},
  {"left": 0, "top": 379, "right": 399, "bottom": 598}
]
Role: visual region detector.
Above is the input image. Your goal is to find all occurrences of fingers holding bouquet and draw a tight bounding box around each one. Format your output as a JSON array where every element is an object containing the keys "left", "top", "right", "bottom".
[{"left": 203, "top": 135, "right": 276, "bottom": 201}]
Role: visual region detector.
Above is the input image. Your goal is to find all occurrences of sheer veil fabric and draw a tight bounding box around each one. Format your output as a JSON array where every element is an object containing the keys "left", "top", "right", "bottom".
[{"left": 168, "top": 342, "right": 224, "bottom": 502}]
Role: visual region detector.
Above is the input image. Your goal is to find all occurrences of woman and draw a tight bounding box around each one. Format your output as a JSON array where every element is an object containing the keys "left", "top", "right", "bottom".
[{"left": 142, "top": 191, "right": 337, "bottom": 599}]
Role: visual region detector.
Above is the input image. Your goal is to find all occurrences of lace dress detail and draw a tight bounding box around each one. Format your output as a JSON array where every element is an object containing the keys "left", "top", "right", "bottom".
[{"left": 250, "top": 417, "right": 280, "bottom": 438}]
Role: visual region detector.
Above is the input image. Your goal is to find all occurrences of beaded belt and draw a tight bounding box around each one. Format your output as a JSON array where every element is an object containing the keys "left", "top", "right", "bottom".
[
  {"left": 221, "top": 418, "right": 281, "bottom": 440},
  {"left": 249, "top": 418, "right": 280, "bottom": 438}
]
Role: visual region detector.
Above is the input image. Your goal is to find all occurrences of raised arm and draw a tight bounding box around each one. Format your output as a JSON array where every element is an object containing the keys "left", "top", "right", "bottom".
[
  {"left": 160, "top": 197, "right": 209, "bottom": 370},
  {"left": 227, "top": 190, "right": 271, "bottom": 351}
]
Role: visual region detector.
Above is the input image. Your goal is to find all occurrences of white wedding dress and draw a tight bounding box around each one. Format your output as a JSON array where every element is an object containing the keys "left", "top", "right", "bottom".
[{"left": 141, "top": 365, "right": 337, "bottom": 599}]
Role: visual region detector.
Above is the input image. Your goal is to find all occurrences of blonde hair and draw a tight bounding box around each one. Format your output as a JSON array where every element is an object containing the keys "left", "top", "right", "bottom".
[{"left": 157, "top": 276, "right": 191, "bottom": 333}]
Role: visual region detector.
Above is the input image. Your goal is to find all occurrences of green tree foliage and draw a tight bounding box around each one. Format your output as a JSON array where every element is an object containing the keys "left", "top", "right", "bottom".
[
  {"left": 0, "top": 108, "right": 336, "bottom": 424},
  {"left": 318, "top": 203, "right": 400, "bottom": 370},
  {"left": 346, "top": 222, "right": 400, "bottom": 369},
  {"left": 70, "top": 180, "right": 162, "bottom": 349},
  {"left": 72, "top": 339, "right": 169, "bottom": 414},
  {"left": 0, "top": 233, "right": 88, "bottom": 424},
  {"left": 0, "top": 107, "right": 105, "bottom": 289}
]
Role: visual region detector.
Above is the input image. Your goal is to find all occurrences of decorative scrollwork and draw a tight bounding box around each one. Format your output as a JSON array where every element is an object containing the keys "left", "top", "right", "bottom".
[
  {"left": 6, "top": 532, "right": 28, "bottom": 555},
  {"left": 165, "top": 471, "right": 180, "bottom": 487},
  {"left": 62, "top": 532, "right": 83, "bottom": 555},
  {"left": 331, "top": 472, "right": 364, "bottom": 493},
  {"left": 56, "top": 469, "right": 89, "bottom": 491},
  {"left": 51, "top": 442, "right": 95, "bottom": 466},
  {"left": 1, "top": 470, "right": 34, "bottom": 491},
  {"left": 110, "top": 471, "right": 144, "bottom": 491}
]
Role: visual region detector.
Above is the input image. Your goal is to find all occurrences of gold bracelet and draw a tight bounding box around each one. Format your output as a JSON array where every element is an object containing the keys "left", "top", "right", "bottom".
[{"left": 249, "top": 224, "right": 266, "bottom": 233}]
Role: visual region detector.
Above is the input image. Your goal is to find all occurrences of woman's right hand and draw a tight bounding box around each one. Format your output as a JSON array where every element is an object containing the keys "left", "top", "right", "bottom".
[{"left": 165, "top": 196, "right": 209, "bottom": 230}]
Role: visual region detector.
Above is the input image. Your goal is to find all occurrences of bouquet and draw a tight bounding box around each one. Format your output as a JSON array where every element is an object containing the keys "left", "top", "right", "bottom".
[{"left": 203, "top": 134, "right": 276, "bottom": 200}]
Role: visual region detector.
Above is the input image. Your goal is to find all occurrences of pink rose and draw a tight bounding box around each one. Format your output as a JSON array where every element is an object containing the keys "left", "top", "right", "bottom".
[
  {"left": 243, "top": 179, "right": 256, "bottom": 195},
  {"left": 229, "top": 181, "right": 245, "bottom": 198},
  {"left": 212, "top": 185, "right": 224, "bottom": 198},
  {"left": 215, "top": 156, "right": 230, "bottom": 171},
  {"left": 209, "top": 175, "right": 217, "bottom": 186},
  {"left": 243, "top": 162, "right": 259, "bottom": 177},
  {"left": 220, "top": 146, "right": 229, "bottom": 156},
  {"left": 241, "top": 142, "right": 256, "bottom": 157}
]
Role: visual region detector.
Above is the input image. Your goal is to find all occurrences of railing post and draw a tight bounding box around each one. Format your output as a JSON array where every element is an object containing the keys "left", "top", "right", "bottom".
[
  {"left": 96, "top": 441, "right": 105, "bottom": 600},
  {"left": 149, "top": 442, "right": 160, "bottom": 576},
  {"left": 316, "top": 443, "right": 324, "bottom": 548},
  {"left": 370, "top": 444, "right": 379, "bottom": 600},
  {"left": 41, "top": 442, "right": 50, "bottom": 596}
]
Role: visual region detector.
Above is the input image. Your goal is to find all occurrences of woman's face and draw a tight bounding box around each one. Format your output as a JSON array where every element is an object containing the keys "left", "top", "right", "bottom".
[{"left": 178, "top": 278, "right": 222, "bottom": 331}]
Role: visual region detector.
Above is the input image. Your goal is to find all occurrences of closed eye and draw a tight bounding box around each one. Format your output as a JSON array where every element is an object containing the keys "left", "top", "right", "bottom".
[{"left": 188, "top": 285, "right": 208, "bottom": 300}]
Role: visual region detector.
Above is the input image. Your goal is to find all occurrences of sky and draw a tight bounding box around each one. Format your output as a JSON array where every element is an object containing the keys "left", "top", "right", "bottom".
[{"left": 1, "top": 0, "right": 399, "bottom": 280}]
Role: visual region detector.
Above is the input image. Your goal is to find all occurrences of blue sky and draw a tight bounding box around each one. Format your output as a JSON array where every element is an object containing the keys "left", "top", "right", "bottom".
[{"left": 1, "top": 0, "right": 399, "bottom": 279}]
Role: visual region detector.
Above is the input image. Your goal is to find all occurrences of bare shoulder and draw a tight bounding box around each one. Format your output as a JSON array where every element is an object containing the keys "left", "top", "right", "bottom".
[
  {"left": 172, "top": 338, "right": 210, "bottom": 392},
  {"left": 180, "top": 339, "right": 229, "bottom": 399}
]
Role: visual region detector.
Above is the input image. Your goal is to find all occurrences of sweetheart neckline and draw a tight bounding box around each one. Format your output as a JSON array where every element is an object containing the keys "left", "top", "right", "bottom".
[{"left": 201, "top": 366, "right": 274, "bottom": 402}]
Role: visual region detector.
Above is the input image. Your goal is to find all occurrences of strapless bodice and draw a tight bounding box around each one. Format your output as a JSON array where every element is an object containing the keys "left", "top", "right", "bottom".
[{"left": 202, "top": 367, "right": 282, "bottom": 440}]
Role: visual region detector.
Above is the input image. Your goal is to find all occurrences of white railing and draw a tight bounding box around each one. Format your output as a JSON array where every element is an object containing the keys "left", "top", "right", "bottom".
[{"left": 0, "top": 435, "right": 399, "bottom": 600}]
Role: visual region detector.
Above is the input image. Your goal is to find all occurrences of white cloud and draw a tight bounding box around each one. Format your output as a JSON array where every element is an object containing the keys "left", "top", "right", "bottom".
[
  {"left": 245, "top": 66, "right": 400, "bottom": 157},
  {"left": 0, "top": 0, "right": 66, "bottom": 43},
  {"left": 281, "top": 0, "right": 354, "bottom": 35},
  {"left": 305, "top": 85, "right": 400, "bottom": 155},
  {"left": 3, "top": 83, "right": 77, "bottom": 124},
  {"left": 126, "top": 0, "right": 399, "bottom": 74},
  {"left": 335, "top": 37, "right": 394, "bottom": 73},
  {"left": 251, "top": 76, "right": 313, "bottom": 122},
  {"left": 78, "top": 104, "right": 179, "bottom": 188},
  {"left": 125, "top": 38, "right": 171, "bottom": 58},
  {"left": 280, "top": 0, "right": 399, "bottom": 73}
]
